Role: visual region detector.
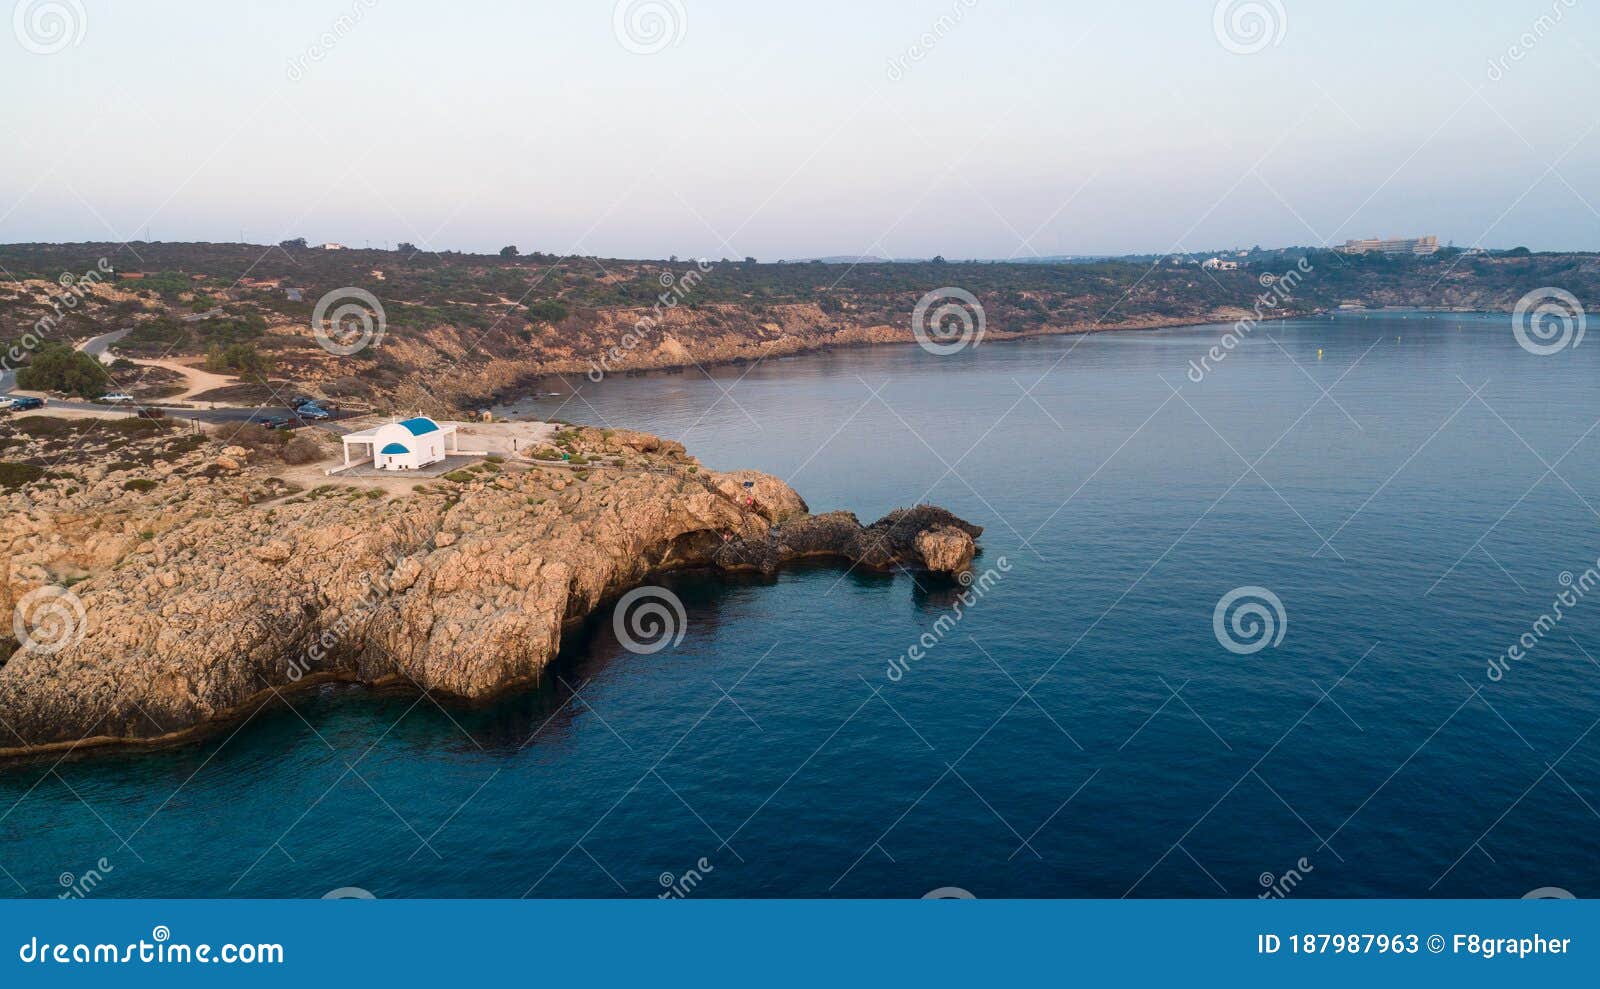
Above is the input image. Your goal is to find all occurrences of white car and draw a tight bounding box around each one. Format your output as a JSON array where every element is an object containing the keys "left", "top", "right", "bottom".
[
  {"left": 101, "top": 392, "right": 135, "bottom": 403},
  {"left": 0, "top": 398, "right": 14, "bottom": 411}
]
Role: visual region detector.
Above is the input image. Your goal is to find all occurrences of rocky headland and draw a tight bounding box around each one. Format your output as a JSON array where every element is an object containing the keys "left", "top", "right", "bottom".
[{"left": 0, "top": 418, "right": 979, "bottom": 759}]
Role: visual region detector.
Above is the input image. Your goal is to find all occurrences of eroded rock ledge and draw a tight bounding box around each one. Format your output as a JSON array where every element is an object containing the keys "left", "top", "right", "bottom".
[{"left": 0, "top": 427, "right": 980, "bottom": 758}]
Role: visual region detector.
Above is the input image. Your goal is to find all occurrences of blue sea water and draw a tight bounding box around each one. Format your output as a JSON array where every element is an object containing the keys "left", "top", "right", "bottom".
[{"left": 4, "top": 312, "right": 1599, "bottom": 899}]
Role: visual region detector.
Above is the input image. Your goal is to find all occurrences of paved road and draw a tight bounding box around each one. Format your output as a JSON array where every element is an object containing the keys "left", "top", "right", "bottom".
[{"left": 76, "top": 326, "right": 134, "bottom": 360}]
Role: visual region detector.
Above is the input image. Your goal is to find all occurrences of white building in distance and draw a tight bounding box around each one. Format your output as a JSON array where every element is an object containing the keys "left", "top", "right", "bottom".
[
  {"left": 1201, "top": 257, "right": 1240, "bottom": 270},
  {"left": 1337, "top": 235, "right": 1439, "bottom": 255},
  {"left": 340, "top": 416, "right": 459, "bottom": 470}
]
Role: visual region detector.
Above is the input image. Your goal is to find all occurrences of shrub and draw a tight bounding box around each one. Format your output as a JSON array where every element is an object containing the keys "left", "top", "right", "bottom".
[
  {"left": 14, "top": 344, "right": 109, "bottom": 397},
  {"left": 524, "top": 300, "right": 569, "bottom": 324},
  {"left": 123, "top": 478, "right": 158, "bottom": 492},
  {"left": 279, "top": 436, "right": 322, "bottom": 465},
  {"left": 0, "top": 462, "right": 46, "bottom": 490}
]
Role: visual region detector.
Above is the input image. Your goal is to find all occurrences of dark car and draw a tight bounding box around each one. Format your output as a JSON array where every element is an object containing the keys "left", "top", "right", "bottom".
[
  {"left": 8, "top": 397, "right": 44, "bottom": 412},
  {"left": 263, "top": 416, "right": 293, "bottom": 430}
]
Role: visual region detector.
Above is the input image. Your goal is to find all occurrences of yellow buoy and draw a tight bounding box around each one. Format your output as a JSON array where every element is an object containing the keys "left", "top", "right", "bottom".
[{"left": 1317, "top": 349, "right": 1323, "bottom": 359}]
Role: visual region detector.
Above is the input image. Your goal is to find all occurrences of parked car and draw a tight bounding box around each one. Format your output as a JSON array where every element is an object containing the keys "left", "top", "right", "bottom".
[
  {"left": 262, "top": 416, "right": 293, "bottom": 430},
  {"left": 100, "top": 392, "right": 135, "bottom": 404},
  {"left": 294, "top": 404, "right": 330, "bottom": 420},
  {"left": 0, "top": 398, "right": 15, "bottom": 412},
  {"left": 136, "top": 407, "right": 165, "bottom": 419},
  {"left": 9, "top": 397, "right": 44, "bottom": 412}
]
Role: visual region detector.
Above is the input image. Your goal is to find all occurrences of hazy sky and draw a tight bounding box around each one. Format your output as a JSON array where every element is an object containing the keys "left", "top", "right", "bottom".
[{"left": 3, "top": 0, "right": 1598, "bottom": 258}]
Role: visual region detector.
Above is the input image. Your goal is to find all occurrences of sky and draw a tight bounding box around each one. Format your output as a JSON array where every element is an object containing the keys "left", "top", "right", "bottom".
[{"left": 2, "top": 0, "right": 1598, "bottom": 258}]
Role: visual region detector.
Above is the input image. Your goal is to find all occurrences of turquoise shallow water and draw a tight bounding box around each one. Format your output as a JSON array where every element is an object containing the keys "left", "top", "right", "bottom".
[{"left": 4, "top": 312, "right": 1599, "bottom": 898}]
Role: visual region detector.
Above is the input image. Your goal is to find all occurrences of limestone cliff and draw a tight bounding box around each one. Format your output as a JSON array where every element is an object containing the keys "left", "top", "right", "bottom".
[{"left": 0, "top": 420, "right": 979, "bottom": 758}]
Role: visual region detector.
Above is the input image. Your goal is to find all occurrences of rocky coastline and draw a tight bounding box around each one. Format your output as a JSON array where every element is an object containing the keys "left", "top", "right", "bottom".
[{"left": 0, "top": 421, "right": 979, "bottom": 760}]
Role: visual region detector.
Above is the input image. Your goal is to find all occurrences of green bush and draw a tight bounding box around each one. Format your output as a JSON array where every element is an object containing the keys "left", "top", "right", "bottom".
[
  {"left": 122, "top": 478, "right": 159, "bottom": 492},
  {"left": 524, "top": 300, "right": 569, "bottom": 324},
  {"left": 14, "top": 343, "right": 109, "bottom": 397},
  {"left": 0, "top": 462, "right": 47, "bottom": 490}
]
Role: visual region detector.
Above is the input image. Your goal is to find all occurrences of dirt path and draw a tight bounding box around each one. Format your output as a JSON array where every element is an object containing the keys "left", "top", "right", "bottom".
[{"left": 123, "top": 358, "right": 240, "bottom": 403}]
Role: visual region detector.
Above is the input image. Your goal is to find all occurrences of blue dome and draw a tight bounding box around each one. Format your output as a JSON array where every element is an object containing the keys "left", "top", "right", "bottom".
[
  {"left": 398, "top": 417, "right": 439, "bottom": 435},
  {"left": 380, "top": 442, "right": 411, "bottom": 455}
]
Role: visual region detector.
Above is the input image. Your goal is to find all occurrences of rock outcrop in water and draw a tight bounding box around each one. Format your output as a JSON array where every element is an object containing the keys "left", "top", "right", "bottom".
[{"left": 0, "top": 421, "right": 980, "bottom": 758}]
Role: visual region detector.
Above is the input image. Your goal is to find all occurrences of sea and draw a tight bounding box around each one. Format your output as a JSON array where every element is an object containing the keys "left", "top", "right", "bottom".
[{"left": 4, "top": 311, "right": 1598, "bottom": 899}]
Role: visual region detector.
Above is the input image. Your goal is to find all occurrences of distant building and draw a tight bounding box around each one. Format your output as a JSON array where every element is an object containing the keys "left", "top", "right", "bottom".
[
  {"left": 318, "top": 242, "right": 347, "bottom": 251},
  {"left": 1337, "top": 235, "right": 1439, "bottom": 256},
  {"left": 1201, "top": 257, "right": 1240, "bottom": 270},
  {"left": 285, "top": 287, "right": 304, "bottom": 302},
  {"left": 340, "top": 416, "right": 460, "bottom": 471}
]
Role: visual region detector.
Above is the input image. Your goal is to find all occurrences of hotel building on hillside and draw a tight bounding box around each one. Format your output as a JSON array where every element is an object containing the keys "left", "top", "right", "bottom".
[{"left": 1337, "top": 235, "right": 1440, "bottom": 256}]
